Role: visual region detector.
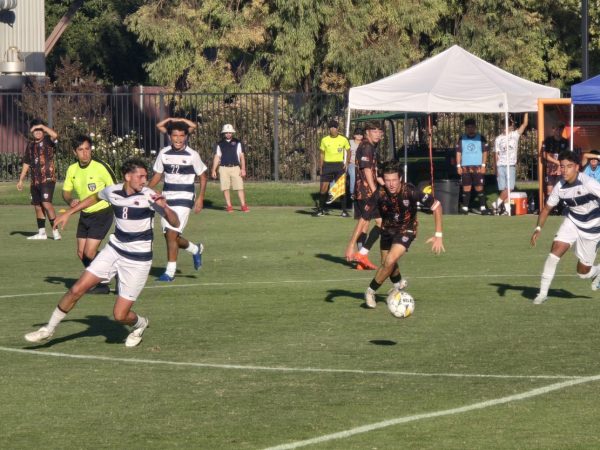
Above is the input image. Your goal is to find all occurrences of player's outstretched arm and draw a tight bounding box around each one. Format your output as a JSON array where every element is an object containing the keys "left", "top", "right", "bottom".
[
  {"left": 54, "top": 194, "right": 100, "bottom": 230},
  {"left": 154, "top": 196, "right": 180, "bottom": 229},
  {"left": 531, "top": 204, "right": 552, "bottom": 247},
  {"left": 425, "top": 201, "right": 445, "bottom": 254}
]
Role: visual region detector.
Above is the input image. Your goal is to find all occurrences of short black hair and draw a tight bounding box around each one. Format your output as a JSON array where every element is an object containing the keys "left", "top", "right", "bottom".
[
  {"left": 364, "top": 122, "right": 382, "bottom": 131},
  {"left": 353, "top": 127, "right": 364, "bottom": 136},
  {"left": 380, "top": 160, "right": 402, "bottom": 176},
  {"left": 464, "top": 118, "right": 476, "bottom": 126},
  {"left": 72, "top": 134, "right": 92, "bottom": 150},
  {"left": 327, "top": 119, "right": 339, "bottom": 129},
  {"left": 558, "top": 150, "right": 579, "bottom": 165},
  {"left": 167, "top": 121, "right": 190, "bottom": 135},
  {"left": 30, "top": 118, "right": 46, "bottom": 128},
  {"left": 121, "top": 157, "right": 148, "bottom": 177}
]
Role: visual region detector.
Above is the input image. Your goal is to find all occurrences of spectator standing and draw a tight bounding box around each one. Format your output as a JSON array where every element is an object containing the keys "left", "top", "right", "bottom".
[
  {"left": 581, "top": 150, "right": 600, "bottom": 183},
  {"left": 455, "top": 118, "right": 492, "bottom": 215},
  {"left": 211, "top": 124, "right": 249, "bottom": 213},
  {"left": 492, "top": 113, "right": 529, "bottom": 214},
  {"left": 542, "top": 123, "right": 569, "bottom": 198},
  {"left": 315, "top": 120, "right": 350, "bottom": 217},
  {"left": 17, "top": 119, "right": 61, "bottom": 240},
  {"left": 348, "top": 127, "right": 364, "bottom": 202}
]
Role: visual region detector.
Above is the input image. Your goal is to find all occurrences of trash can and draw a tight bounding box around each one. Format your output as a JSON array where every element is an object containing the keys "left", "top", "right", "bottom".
[{"left": 434, "top": 179, "right": 460, "bottom": 215}]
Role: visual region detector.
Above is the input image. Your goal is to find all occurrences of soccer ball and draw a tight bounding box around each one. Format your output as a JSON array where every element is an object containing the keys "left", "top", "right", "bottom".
[{"left": 386, "top": 290, "right": 415, "bottom": 318}]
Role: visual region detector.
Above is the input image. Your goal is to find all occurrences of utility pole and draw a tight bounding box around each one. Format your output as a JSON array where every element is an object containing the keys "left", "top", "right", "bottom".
[{"left": 582, "top": 0, "right": 589, "bottom": 80}]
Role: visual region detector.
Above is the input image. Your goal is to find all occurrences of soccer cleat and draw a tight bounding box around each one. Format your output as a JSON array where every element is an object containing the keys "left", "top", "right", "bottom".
[
  {"left": 459, "top": 207, "right": 469, "bottom": 215},
  {"left": 52, "top": 229, "right": 62, "bottom": 240},
  {"left": 353, "top": 252, "right": 377, "bottom": 270},
  {"left": 533, "top": 294, "right": 548, "bottom": 305},
  {"left": 314, "top": 208, "right": 325, "bottom": 217},
  {"left": 226, "top": 205, "right": 234, "bottom": 213},
  {"left": 364, "top": 288, "right": 377, "bottom": 308},
  {"left": 24, "top": 326, "right": 54, "bottom": 343},
  {"left": 592, "top": 273, "right": 600, "bottom": 291},
  {"left": 480, "top": 208, "right": 493, "bottom": 216},
  {"left": 27, "top": 233, "right": 47, "bottom": 240},
  {"left": 87, "top": 283, "right": 110, "bottom": 295},
  {"left": 340, "top": 210, "right": 350, "bottom": 218},
  {"left": 157, "top": 273, "right": 174, "bottom": 282},
  {"left": 125, "top": 317, "right": 149, "bottom": 348},
  {"left": 355, "top": 263, "right": 365, "bottom": 270},
  {"left": 241, "top": 205, "right": 250, "bottom": 212},
  {"left": 193, "top": 243, "right": 204, "bottom": 270},
  {"left": 387, "top": 279, "right": 409, "bottom": 296}
]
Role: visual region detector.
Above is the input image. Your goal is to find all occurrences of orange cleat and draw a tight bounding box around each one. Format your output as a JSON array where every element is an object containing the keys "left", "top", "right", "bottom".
[
  {"left": 355, "top": 262, "right": 365, "bottom": 270},
  {"left": 353, "top": 252, "right": 377, "bottom": 270}
]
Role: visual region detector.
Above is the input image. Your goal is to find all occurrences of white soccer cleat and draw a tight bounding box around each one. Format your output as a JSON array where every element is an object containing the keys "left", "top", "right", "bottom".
[
  {"left": 125, "top": 317, "right": 149, "bottom": 347},
  {"left": 591, "top": 274, "right": 600, "bottom": 291},
  {"left": 387, "top": 279, "right": 409, "bottom": 296},
  {"left": 52, "top": 229, "right": 61, "bottom": 240},
  {"left": 24, "top": 326, "right": 54, "bottom": 343},
  {"left": 27, "top": 233, "right": 47, "bottom": 240},
  {"left": 533, "top": 294, "right": 548, "bottom": 305},
  {"left": 364, "top": 288, "right": 377, "bottom": 309}
]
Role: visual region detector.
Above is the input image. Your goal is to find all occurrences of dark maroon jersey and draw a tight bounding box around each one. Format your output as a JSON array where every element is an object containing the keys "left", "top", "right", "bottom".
[{"left": 354, "top": 141, "right": 378, "bottom": 201}]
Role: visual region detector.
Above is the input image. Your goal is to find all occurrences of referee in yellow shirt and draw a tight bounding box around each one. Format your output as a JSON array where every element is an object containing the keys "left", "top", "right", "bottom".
[
  {"left": 62, "top": 135, "right": 117, "bottom": 294},
  {"left": 315, "top": 120, "right": 351, "bottom": 217}
]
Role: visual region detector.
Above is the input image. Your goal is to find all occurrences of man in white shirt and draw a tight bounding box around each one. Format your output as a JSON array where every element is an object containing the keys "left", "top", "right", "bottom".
[{"left": 492, "top": 113, "right": 528, "bottom": 214}]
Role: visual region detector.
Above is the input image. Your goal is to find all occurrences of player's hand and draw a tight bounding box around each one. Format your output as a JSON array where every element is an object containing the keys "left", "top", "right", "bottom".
[
  {"left": 150, "top": 193, "right": 167, "bottom": 207},
  {"left": 240, "top": 169, "right": 246, "bottom": 178},
  {"left": 54, "top": 213, "right": 69, "bottom": 230},
  {"left": 69, "top": 199, "right": 80, "bottom": 208},
  {"left": 194, "top": 198, "right": 204, "bottom": 213},
  {"left": 345, "top": 244, "right": 356, "bottom": 262},
  {"left": 16, "top": 180, "right": 23, "bottom": 191},
  {"left": 211, "top": 170, "right": 217, "bottom": 179},
  {"left": 530, "top": 229, "right": 541, "bottom": 247},
  {"left": 457, "top": 167, "right": 463, "bottom": 176},
  {"left": 426, "top": 236, "right": 445, "bottom": 254}
]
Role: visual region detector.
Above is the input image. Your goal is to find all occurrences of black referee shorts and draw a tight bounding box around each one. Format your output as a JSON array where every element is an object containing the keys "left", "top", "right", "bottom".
[
  {"left": 76, "top": 207, "right": 114, "bottom": 240},
  {"left": 320, "top": 162, "right": 345, "bottom": 183}
]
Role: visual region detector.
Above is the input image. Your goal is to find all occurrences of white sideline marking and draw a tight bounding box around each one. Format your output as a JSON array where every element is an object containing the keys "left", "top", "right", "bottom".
[
  {"left": 0, "top": 273, "right": 573, "bottom": 300},
  {"left": 0, "top": 346, "right": 579, "bottom": 380},
  {"left": 264, "top": 375, "right": 600, "bottom": 450}
]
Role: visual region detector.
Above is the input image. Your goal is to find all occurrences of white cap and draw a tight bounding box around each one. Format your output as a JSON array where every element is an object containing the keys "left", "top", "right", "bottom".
[{"left": 221, "top": 124, "right": 235, "bottom": 133}]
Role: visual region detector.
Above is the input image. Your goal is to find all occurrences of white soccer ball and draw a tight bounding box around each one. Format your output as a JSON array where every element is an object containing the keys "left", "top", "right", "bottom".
[{"left": 386, "top": 290, "right": 415, "bottom": 318}]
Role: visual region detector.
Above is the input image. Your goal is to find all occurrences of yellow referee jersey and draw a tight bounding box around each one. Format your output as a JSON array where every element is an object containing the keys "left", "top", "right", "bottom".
[
  {"left": 63, "top": 159, "right": 117, "bottom": 214},
  {"left": 320, "top": 135, "right": 350, "bottom": 163}
]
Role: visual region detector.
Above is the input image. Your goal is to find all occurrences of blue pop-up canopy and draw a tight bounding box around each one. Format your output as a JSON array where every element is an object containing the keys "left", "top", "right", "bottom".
[{"left": 571, "top": 74, "right": 600, "bottom": 104}]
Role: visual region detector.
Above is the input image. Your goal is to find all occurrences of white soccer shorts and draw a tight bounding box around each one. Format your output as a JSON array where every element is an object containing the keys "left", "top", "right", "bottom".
[
  {"left": 86, "top": 245, "right": 152, "bottom": 301},
  {"left": 161, "top": 205, "right": 190, "bottom": 234},
  {"left": 554, "top": 218, "right": 600, "bottom": 266}
]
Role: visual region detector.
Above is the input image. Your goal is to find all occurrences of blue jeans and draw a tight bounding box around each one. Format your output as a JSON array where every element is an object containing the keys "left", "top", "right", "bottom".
[{"left": 347, "top": 164, "right": 356, "bottom": 196}]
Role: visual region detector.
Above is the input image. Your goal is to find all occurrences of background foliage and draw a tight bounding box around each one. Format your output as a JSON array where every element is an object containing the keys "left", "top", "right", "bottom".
[{"left": 45, "top": 0, "right": 596, "bottom": 92}]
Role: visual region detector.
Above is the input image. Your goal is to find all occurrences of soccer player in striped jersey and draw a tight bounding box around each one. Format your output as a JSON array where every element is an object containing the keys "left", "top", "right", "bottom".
[
  {"left": 149, "top": 119, "right": 208, "bottom": 282},
  {"left": 531, "top": 151, "right": 600, "bottom": 304},
  {"left": 24, "top": 158, "right": 180, "bottom": 347}
]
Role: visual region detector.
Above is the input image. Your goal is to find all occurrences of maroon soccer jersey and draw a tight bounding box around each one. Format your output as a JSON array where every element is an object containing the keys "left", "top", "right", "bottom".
[
  {"left": 362, "top": 183, "right": 437, "bottom": 235},
  {"left": 354, "top": 141, "right": 378, "bottom": 201},
  {"left": 23, "top": 136, "right": 57, "bottom": 186}
]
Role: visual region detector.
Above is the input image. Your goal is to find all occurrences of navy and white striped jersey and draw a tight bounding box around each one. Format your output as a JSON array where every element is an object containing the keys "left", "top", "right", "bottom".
[
  {"left": 153, "top": 146, "right": 207, "bottom": 209},
  {"left": 98, "top": 184, "right": 164, "bottom": 262},
  {"left": 548, "top": 173, "right": 600, "bottom": 235}
]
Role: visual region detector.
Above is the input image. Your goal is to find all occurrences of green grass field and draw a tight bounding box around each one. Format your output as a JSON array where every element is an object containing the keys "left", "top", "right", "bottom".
[{"left": 2, "top": 203, "right": 600, "bottom": 449}]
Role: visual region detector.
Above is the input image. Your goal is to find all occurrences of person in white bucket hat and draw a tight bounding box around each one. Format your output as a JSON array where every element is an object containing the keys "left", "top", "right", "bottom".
[{"left": 211, "top": 124, "right": 249, "bottom": 212}]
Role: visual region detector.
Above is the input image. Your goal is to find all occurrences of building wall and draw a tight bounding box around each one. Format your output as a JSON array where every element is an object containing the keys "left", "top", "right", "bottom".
[{"left": 0, "top": 0, "right": 45, "bottom": 76}]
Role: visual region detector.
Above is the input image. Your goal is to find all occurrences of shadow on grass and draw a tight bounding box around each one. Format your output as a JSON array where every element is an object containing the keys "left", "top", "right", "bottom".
[
  {"left": 315, "top": 253, "right": 354, "bottom": 268},
  {"left": 148, "top": 266, "right": 198, "bottom": 280},
  {"left": 325, "top": 288, "right": 382, "bottom": 309},
  {"left": 11, "top": 230, "right": 44, "bottom": 238},
  {"left": 24, "top": 315, "right": 129, "bottom": 348},
  {"left": 489, "top": 282, "right": 592, "bottom": 301},
  {"left": 370, "top": 340, "right": 397, "bottom": 346}
]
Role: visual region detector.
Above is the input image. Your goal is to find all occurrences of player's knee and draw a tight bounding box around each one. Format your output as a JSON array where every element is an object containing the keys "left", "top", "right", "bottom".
[{"left": 577, "top": 266, "right": 593, "bottom": 278}]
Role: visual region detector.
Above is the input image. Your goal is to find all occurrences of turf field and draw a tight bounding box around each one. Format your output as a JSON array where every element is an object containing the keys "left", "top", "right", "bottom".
[{"left": 2, "top": 204, "right": 600, "bottom": 449}]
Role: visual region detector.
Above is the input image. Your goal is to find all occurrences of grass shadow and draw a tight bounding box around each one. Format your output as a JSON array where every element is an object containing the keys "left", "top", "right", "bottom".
[
  {"left": 324, "top": 288, "right": 364, "bottom": 303},
  {"left": 24, "top": 315, "right": 129, "bottom": 348},
  {"left": 489, "top": 282, "right": 592, "bottom": 301},
  {"left": 315, "top": 253, "right": 355, "bottom": 268},
  {"left": 44, "top": 275, "right": 78, "bottom": 289}
]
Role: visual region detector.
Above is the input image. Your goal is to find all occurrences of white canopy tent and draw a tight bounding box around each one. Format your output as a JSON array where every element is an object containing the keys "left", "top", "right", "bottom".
[{"left": 346, "top": 45, "right": 560, "bottom": 213}]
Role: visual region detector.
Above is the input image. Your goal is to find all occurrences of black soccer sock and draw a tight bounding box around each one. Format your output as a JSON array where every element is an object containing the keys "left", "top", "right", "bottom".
[
  {"left": 369, "top": 279, "right": 382, "bottom": 291},
  {"left": 36, "top": 218, "right": 45, "bottom": 229},
  {"left": 357, "top": 232, "right": 367, "bottom": 248},
  {"left": 476, "top": 191, "right": 486, "bottom": 209},
  {"left": 461, "top": 191, "right": 471, "bottom": 208},
  {"left": 390, "top": 272, "right": 402, "bottom": 284},
  {"left": 319, "top": 193, "right": 327, "bottom": 209},
  {"left": 49, "top": 218, "right": 55, "bottom": 227},
  {"left": 81, "top": 255, "right": 93, "bottom": 268},
  {"left": 363, "top": 226, "right": 381, "bottom": 251}
]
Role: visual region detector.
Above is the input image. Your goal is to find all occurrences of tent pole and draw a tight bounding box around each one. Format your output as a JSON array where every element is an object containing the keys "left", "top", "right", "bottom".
[
  {"left": 505, "top": 110, "right": 511, "bottom": 216},
  {"left": 404, "top": 113, "right": 408, "bottom": 181},
  {"left": 570, "top": 103, "right": 574, "bottom": 151},
  {"left": 345, "top": 108, "right": 351, "bottom": 138},
  {"left": 428, "top": 115, "right": 434, "bottom": 194}
]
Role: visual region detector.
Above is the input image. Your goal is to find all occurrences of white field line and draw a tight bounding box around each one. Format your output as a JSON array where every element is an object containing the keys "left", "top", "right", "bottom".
[
  {"left": 0, "top": 346, "right": 581, "bottom": 381},
  {"left": 0, "top": 273, "right": 573, "bottom": 300},
  {"left": 263, "top": 374, "right": 600, "bottom": 450}
]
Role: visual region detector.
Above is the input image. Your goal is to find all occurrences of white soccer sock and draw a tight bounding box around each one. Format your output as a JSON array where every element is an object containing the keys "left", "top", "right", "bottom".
[
  {"left": 539, "top": 253, "right": 561, "bottom": 296},
  {"left": 359, "top": 248, "right": 369, "bottom": 256},
  {"left": 165, "top": 262, "right": 177, "bottom": 277},
  {"left": 185, "top": 242, "right": 198, "bottom": 254},
  {"left": 133, "top": 315, "right": 146, "bottom": 329},
  {"left": 46, "top": 307, "right": 67, "bottom": 333}
]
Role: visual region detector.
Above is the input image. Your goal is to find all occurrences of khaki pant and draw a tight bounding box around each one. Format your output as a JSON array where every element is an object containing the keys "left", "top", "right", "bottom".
[{"left": 219, "top": 166, "right": 244, "bottom": 191}]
